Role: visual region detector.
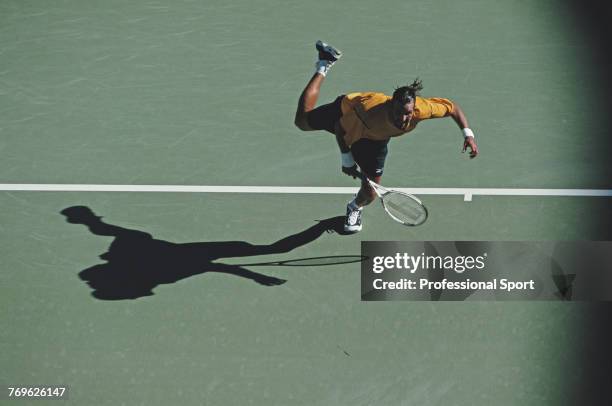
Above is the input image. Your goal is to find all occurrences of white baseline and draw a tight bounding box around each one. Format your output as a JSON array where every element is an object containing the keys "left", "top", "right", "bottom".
[{"left": 1, "top": 184, "right": 612, "bottom": 201}]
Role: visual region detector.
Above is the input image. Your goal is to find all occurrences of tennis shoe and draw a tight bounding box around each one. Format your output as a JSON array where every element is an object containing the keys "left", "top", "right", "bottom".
[
  {"left": 344, "top": 204, "right": 363, "bottom": 233},
  {"left": 316, "top": 40, "right": 342, "bottom": 62},
  {"left": 315, "top": 40, "right": 342, "bottom": 76}
]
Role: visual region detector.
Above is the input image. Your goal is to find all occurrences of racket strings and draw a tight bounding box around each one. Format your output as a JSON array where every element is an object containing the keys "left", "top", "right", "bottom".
[
  {"left": 382, "top": 192, "right": 427, "bottom": 225},
  {"left": 386, "top": 200, "right": 422, "bottom": 218}
]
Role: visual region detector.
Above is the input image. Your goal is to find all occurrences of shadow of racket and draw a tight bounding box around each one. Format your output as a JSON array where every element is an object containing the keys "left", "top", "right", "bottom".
[{"left": 235, "top": 255, "right": 368, "bottom": 267}]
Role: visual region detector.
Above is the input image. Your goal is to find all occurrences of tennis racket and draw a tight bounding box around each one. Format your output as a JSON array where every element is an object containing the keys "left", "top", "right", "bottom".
[{"left": 361, "top": 173, "right": 428, "bottom": 226}]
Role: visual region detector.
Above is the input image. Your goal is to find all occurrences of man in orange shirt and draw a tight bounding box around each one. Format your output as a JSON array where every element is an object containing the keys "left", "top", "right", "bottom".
[{"left": 294, "top": 41, "right": 479, "bottom": 233}]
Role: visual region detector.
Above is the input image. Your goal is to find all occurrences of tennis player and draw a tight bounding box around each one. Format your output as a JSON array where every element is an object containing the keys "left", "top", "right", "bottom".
[{"left": 294, "top": 40, "right": 479, "bottom": 232}]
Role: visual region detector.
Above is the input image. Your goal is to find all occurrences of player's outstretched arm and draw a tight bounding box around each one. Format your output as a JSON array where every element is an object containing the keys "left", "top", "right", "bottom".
[{"left": 450, "top": 102, "right": 479, "bottom": 159}]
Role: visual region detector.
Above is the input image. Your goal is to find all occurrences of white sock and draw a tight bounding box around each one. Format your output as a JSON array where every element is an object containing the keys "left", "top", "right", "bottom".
[
  {"left": 348, "top": 198, "right": 362, "bottom": 211},
  {"left": 315, "top": 60, "right": 331, "bottom": 76}
]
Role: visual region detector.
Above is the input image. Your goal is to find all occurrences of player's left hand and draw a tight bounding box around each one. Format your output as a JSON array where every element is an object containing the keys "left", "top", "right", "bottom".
[
  {"left": 342, "top": 164, "right": 362, "bottom": 179},
  {"left": 462, "top": 137, "right": 479, "bottom": 159}
]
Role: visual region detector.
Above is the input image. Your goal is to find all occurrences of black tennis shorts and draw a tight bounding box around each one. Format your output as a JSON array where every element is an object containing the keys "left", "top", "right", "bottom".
[
  {"left": 306, "top": 95, "right": 345, "bottom": 134},
  {"left": 351, "top": 138, "right": 389, "bottom": 179},
  {"left": 306, "top": 94, "right": 389, "bottom": 178}
]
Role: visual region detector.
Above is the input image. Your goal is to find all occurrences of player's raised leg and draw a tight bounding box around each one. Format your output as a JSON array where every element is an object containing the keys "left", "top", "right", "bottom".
[{"left": 294, "top": 41, "right": 342, "bottom": 131}]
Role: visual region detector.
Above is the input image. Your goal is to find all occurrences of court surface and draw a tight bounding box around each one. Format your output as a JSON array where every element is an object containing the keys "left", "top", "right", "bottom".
[{"left": 2, "top": 0, "right": 612, "bottom": 405}]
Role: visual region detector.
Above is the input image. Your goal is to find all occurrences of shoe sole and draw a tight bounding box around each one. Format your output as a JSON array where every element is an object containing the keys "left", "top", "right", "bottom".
[{"left": 343, "top": 225, "right": 362, "bottom": 233}]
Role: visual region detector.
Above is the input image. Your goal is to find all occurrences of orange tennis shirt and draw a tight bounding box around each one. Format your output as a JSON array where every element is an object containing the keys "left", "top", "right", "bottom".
[{"left": 339, "top": 92, "right": 455, "bottom": 146}]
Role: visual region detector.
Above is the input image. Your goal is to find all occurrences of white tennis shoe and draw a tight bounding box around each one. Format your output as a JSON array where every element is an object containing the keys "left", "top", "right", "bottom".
[{"left": 344, "top": 204, "right": 363, "bottom": 233}]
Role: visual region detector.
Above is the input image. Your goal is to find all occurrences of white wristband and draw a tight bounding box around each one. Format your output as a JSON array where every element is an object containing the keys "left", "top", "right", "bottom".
[
  {"left": 341, "top": 152, "right": 355, "bottom": 167},
  {"left": 462, "top": 128, "right": 475, "bottom": 139}
]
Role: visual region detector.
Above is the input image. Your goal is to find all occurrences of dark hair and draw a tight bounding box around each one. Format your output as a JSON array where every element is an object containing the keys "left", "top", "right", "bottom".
[{"left": 392, "top": 78, "right": 423, "bottom": 104}]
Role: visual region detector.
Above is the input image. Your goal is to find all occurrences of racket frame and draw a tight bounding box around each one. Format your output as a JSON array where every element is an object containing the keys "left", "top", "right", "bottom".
[{"left": 362, "top": 176, "right": 428, "bottom": 226}]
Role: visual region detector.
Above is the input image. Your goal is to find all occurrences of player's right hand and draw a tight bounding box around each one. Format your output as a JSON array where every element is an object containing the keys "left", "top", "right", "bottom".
[{"left": 342, "top": 164, "right": 361, "bottom": 179}]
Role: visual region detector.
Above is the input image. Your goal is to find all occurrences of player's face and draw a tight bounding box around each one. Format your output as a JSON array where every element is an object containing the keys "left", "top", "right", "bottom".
[{"left": 390, "top": 98, "right": 415, "bottom": 130}]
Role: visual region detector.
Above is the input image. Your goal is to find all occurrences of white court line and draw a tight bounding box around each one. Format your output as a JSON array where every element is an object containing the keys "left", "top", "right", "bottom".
[{"left": 1, "top": 184, "right": 612, "bottom": 200}]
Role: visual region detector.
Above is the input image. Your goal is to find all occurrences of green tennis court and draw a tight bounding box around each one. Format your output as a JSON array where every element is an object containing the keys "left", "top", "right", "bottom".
[{"left": 2, "top": 0, "right": 612, "bottom": 404}]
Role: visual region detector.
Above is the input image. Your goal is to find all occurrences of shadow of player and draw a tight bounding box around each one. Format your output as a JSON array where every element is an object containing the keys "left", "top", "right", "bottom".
[{"left": 60, "top": 206, "right": 346, "bottom": 301}]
